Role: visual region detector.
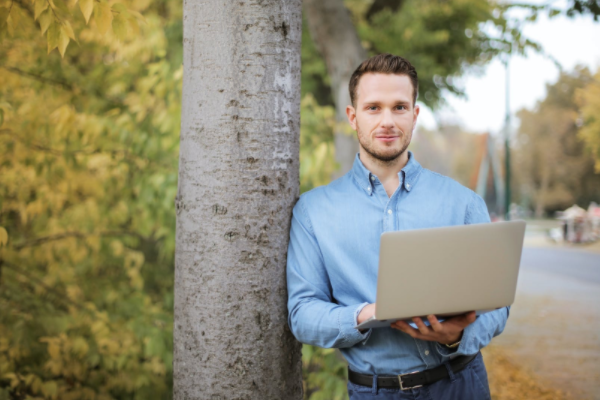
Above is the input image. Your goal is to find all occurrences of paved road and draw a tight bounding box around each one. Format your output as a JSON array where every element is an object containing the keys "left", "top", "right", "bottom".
[
  {"left": 492, "top": 246, "right": 600, "bottom": 399},
  {"left": 521, "top": 247, "right": 600, "bottom": 284}
]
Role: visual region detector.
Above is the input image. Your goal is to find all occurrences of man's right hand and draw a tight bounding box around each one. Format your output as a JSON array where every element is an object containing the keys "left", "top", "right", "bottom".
[{"left": 357, "top": 303, "right": 376, "bottom": 325}]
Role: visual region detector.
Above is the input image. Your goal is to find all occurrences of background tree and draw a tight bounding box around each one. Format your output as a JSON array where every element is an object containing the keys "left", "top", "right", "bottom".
[
  {"left": 512, "top": 67, "right": 600, "bottom": 217},
  {"left": 577, "top": 69, "right": 600, "bottom": 172},
  {"left": 173, "top": 0, "right": 303, "bottom": 398}
]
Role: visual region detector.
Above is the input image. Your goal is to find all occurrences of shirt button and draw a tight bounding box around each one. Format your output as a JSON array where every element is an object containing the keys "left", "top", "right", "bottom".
[
  {"left": 425, "top": 350, "right": 430, "bottom": 356},
  {"left": 406, "top": 183, "right": 411, "bottom": 189},
  {"left": 387, "top": 210, "right": 392, "bottom": 214},
  {"left": 370, "top": 176, "right": 375, "bottom": 181},
  {"left": 367, "top": 187, "right": 371, "bottom": 192}
]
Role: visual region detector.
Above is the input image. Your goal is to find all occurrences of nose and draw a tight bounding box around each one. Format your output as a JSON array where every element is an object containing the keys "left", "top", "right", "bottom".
[{"left": 379, "top": 108, "right": 394, "bottom": 129}]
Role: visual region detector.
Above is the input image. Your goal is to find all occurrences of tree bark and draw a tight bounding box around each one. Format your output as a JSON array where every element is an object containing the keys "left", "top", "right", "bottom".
[
  {"left": 174, "top": 1, "right": 303, "bottom": 399},
  {"left": 303, "top": 0, "right": 366, "bottom": 178}
]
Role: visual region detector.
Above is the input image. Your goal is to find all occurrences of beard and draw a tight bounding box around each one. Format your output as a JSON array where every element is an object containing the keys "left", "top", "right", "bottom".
[{"left": 356, "top": 120, "right": 412, "bottom": 164}]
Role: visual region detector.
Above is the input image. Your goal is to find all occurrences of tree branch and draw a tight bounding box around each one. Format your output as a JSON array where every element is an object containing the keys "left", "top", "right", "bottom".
[
  {"left": 13, "top": 230, "right": 152, "bottom": 250},
  {"left": 2, "top": 66, "right": 74, "bottom": 91},
  {"left": 1, "top": 66, "right": 124, "bottom": 108},
  {"left": 11, "top": 0, "right": 34, "bottom": 18},
  {"left": 1, "top": 261, "right": 73, "bottom": 312},
  {"left": 0, "top": 128, "right": 174, "bottom": 170}
]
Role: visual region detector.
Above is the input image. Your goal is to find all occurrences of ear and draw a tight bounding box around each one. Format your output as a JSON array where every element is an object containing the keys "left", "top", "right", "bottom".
[
  {"left": 412, "top": 104, "right": 420, "bottom": 129},
  {"left": 346, "top": 105, "right": 357, "bottom": 131}
]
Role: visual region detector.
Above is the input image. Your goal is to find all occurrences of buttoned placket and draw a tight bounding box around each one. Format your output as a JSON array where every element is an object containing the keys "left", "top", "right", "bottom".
[
  {"left": 413, "top": 339, "right": 432, "bottom": 369},
  {"left": 381, "top": 172, "right": 406, "bottom": 233}
]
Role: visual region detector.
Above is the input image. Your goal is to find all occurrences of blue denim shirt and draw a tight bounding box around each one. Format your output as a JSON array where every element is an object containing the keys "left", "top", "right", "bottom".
[{"left": 286, "top": 151, "right": 509, "bottom": 375}]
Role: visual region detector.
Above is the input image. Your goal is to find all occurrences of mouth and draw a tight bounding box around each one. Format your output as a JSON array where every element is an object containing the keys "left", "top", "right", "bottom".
[{"left": 375, "top": 135, "right": 398, "bottom": 142}]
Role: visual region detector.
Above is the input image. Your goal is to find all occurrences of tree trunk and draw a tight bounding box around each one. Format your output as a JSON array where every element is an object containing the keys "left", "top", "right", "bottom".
[
  {"left": 535, "top": 156, "right": 551, "bottom": 218},
  {"left": 174, "top": 1, "right": 303, "bottom": 399},
  {"left": 304, "top": 0, "right": 366, "bottom": 178}
]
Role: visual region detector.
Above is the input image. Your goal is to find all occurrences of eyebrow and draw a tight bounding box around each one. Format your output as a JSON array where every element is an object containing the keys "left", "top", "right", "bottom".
[{"left": 362, "top": 100, "right": 411, "bottom": 107}]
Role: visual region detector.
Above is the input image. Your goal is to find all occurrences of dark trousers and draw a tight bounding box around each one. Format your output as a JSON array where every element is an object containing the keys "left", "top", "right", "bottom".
[{"left": 347, "top": 352, "right": 491, "bottom": 400}]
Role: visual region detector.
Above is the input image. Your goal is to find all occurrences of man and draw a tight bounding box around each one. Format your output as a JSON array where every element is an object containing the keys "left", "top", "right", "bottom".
[{"left": 286, "top": 53, "right": 508, "bottom": 399}]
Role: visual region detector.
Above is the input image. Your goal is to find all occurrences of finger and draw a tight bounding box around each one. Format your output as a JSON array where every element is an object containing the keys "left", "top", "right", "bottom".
[
  {"left": 465, "top": 311, "right": 476, "bottom": 323},
  {"left": 427, "top": 314, "right": 443, "bottom": 333},
  {"left": 413, "top": 317, "right": 430, "bottom": 335},
  {"left": 452, "top": 311, "right": 476, "bottom": 326},
  {"left": 392, "top": 321, "right": 419, "bottom": 338},
  {"left": 391, "top": 320, "right": 409, "bottom": 331}
]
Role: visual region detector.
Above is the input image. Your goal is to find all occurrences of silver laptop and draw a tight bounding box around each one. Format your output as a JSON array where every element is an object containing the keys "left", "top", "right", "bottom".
[{"left": 355, "top": 220, "right": 526, "bottom": 330}]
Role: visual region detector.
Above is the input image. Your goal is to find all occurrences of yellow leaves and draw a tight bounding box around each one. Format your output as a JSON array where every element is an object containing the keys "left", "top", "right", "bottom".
[
  {"left": 1, "top": 3, "right": 175, "bottom": 397},
  {"left": 40, "top": 336, "right": 62, "bottom": 360},
  {"left": 62, "top": 19, "right": 76, "bottom": 41},
  {"left": 146, "top": 356, "right": 167, "bottom": 375},
  {"left": 71, "top": 337, "right": 89, "bottom": 358},
  {"left": 34, "top": 0, "right": 49, "bottom": 20},
  {"left": 49, "top": 104, "right": 76, "bottom": 132},
  {"left": 0, "top": 6, "right": 12, "bottom": 36},
  {"left": 57, "top": 24, "right": 71, "bottom": 56},
  {"left": 0, "top": 6, "right": 9, "bottom": 24},
  {"left": 13, "top": 0, "right": 147, "bottom": 56},
  {"left": 0, "top": 227, "right": 8, "bottom": 247},
  {"left": 46, "top": 20, "right": 60, "bottom": 53},
  {"left": 576, "top": 70, "right": 600, "bottom": 172},
  {"left": 3, "top": 372, "right": 21, "bottom": 389},
  {"left": 79, "top": 0, "right": 93, "bottom": 24},
  {"left": 38, "top": 9, "right": 53, "bottom": 35},
  {"left": 66, "top": 285, "right": 83, "bottom": 302},
  {"left": 110, "top": 239, "right": 124, "bottom": 256},
  {"left": 87, "top": 153, "right": 112, "bottom": 171},
  {"left": 112, "top": 14, "right": 128, "bottom": 40},
  {"left": 42, "top": 380, "right": 59, "bottom": 398},
  {"left": 124, "top": 250, "right": 144, "bottom": 270},
  {"left": 124, "top": 250, "right": 145, "bottom": 290},
  {"left": 47, "top": 20, "right": 77, "bottom": 57},
  {"left": 94, "top": 2, "right": 112, "bottom": 35},
  {"left": 0, "top": 101, "right": 10, "bottom": 126}
]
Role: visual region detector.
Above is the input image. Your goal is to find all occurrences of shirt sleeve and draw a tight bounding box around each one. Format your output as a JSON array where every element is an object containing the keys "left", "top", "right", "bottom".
[
  {"left": 436, "top": 191, "right": 510, "bottom": 359},
  {"left": 286, "top": 196, "right": 372, "bottom": 348}
]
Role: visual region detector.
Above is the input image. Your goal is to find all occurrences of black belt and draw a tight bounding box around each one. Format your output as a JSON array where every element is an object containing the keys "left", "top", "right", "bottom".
[{"left": 348, "top": 352, "right": 479, "bottom": 391}]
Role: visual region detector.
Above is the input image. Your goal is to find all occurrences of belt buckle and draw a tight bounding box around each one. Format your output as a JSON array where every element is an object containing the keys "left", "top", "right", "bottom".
[{"left": 398, "top": 371, "right": 422, "bottom": 391}]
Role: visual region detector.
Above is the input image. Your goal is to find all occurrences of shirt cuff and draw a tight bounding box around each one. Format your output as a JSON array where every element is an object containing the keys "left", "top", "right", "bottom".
[
  {"left": 435, "top": 318, "right": 477, "bottom": 359},
  {"left": 337, "top": 302, "right": 372, "bottom": 347}
]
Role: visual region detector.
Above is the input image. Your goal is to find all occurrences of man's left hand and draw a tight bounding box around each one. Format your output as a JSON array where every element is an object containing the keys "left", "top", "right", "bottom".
[{"left": 390, "top": 311, "right": 476, "bottom": 345}]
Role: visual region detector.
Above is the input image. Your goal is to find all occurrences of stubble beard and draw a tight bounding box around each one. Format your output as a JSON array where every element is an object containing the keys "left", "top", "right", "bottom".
[{"left": 356, "top": 120, "right": 412, "bottom": 165}]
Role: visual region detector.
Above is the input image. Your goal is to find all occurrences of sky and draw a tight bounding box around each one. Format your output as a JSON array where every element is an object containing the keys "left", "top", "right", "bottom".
[{"left": 417, "top": 5, "right": 600, "bottom": 134}]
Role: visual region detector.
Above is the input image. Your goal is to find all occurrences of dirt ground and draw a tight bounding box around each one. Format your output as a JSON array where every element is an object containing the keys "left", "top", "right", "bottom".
[{"left": 483, "top": 345, "right": 572, "bottom": 400}]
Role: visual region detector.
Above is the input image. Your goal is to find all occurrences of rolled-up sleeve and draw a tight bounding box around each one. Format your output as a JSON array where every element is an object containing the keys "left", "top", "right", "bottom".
[
  {"left": 287, "top": 197, "right": 371, "bottom": 348},
  {"left": 437, "top": 191, "right": 509, "bottom": 358}
]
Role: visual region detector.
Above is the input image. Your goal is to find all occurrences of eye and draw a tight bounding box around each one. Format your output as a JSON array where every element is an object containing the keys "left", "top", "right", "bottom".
[
  {"left": 395, "top": 105, "right": 407, "bottom": 111},
  {"left": 367, "top": 106, "right": 378, "bottom": 111}
]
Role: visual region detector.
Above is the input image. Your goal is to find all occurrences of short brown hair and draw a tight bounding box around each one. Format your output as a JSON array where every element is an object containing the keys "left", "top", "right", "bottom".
[{"left": 349, "top": 53, "right": 418, "bottom": 106}]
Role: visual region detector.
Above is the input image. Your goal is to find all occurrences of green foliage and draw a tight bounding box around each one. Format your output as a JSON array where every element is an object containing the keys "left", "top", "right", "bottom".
[
  {"left": 0, "top": 0, "right": 181, "bottom": 398},
  {"left": 299, "top": 94, "right": 337, "bottom": 194},
  {"left": 301, "top": 17, "right": 333, "bottom": 107},
  {"left": 302, "top": 346, "right": 348, "bottom": 400},
  {"left": 566, "top": 0, "right": 600, "bottom": 20},
  {"left": 300, "top": 0, "right": 541, "bottom": 109}
]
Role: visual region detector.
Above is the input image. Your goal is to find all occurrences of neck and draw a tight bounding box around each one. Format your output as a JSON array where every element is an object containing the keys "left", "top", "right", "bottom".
[{"left": 358, "top": 147, "right": 410, "bottom": 183}]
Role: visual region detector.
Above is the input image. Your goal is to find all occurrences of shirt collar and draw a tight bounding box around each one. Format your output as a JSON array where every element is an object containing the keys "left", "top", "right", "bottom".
[{"left": 350, "top": 151, "right": 422, "bottom": 196}]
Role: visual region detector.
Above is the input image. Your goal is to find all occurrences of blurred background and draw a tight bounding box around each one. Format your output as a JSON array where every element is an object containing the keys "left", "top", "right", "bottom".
[{"left": 1, "top": 0, "right": 599, "bottom": 399}]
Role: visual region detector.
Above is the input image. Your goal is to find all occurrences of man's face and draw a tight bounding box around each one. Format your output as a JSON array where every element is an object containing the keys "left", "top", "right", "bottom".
[{"left": 346, "top": 73, "right": 420, "bottom": 163}]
